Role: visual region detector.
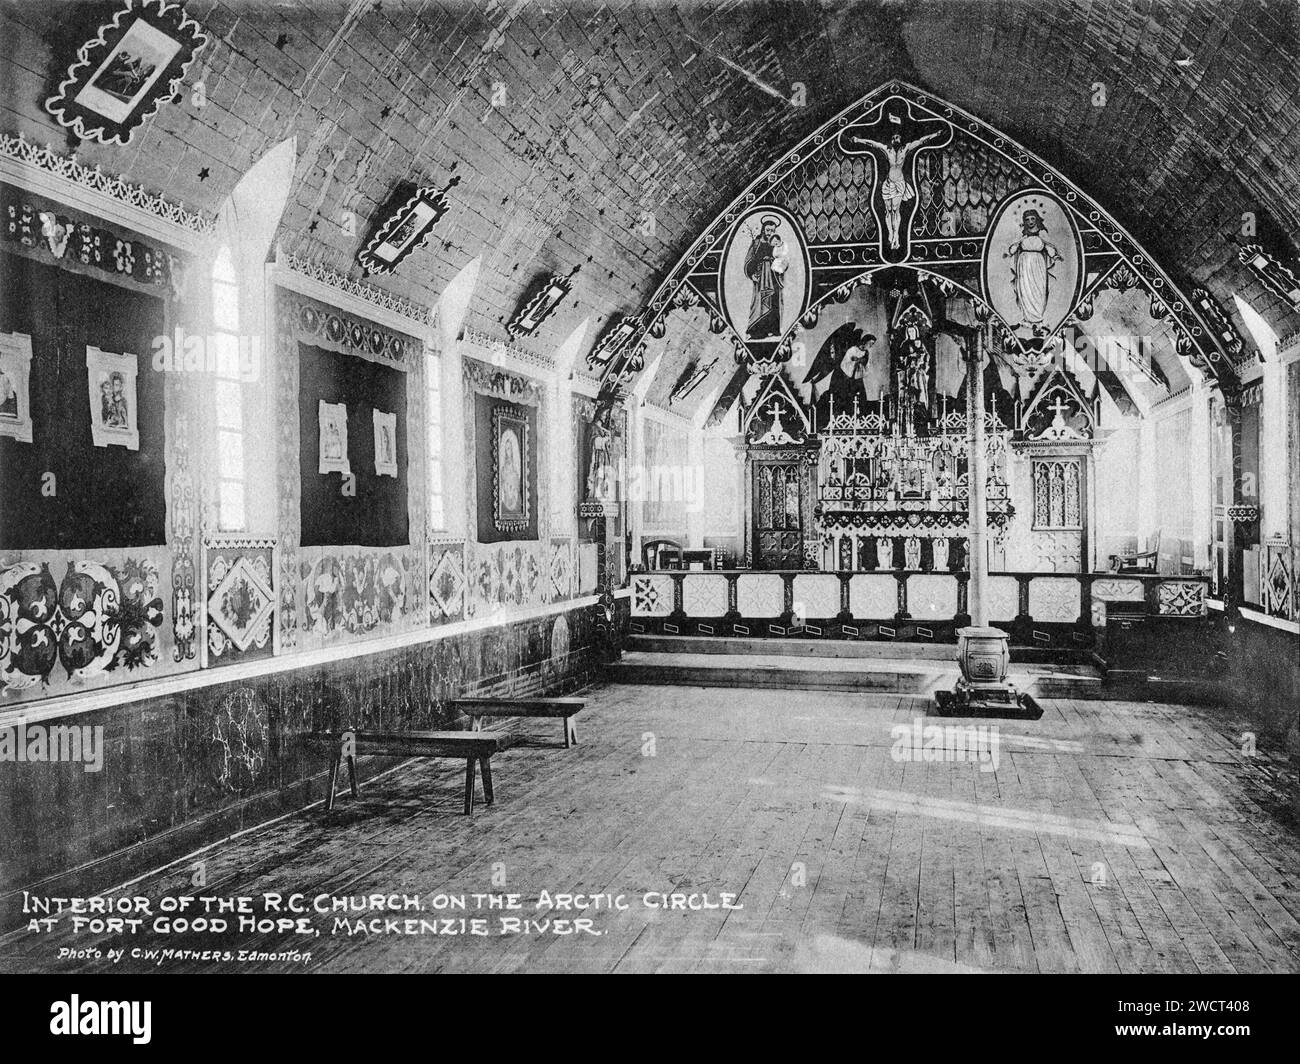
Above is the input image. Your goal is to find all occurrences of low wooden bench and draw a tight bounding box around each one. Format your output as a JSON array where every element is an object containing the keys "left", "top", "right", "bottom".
[
  {"left": 309, "top": 730, "right": 510, "bottom": 814},
  {"left": 452, "top": 697, "right": 586, "bottom": 748}
]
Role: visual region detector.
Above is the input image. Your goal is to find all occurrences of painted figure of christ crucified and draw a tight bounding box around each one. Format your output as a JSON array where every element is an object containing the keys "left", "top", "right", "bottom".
[{"left": 848, "top": 122, "right": 948, "bottom": 250}]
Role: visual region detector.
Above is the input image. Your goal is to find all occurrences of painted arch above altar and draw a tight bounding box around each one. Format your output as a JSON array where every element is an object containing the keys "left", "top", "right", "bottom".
[{"left": 593, "top": 82, "right": 1241, "bottom": 401}]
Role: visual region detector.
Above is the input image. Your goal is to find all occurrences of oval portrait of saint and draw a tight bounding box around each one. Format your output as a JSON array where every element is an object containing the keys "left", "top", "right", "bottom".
[
  {"left": 719, "top": 205, "right": 809, "bottom": 346},
  {"left": 981, "top": 190, "right": 1082, "bottom": 342}
]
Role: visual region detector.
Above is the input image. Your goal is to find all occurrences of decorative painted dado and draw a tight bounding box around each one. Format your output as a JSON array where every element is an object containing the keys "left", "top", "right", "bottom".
[
  {"left": 429, "top": 540, "right": 467, "bottom": 623},
  {"left": 302, "top": 548, "right": 411, "bottom": 640},
  {"left": 1, "top": 556, "right": 165, "bottom": 694},
  {"left": 1260, "top": 539, "right": 1294, "bottom": 621},
  {"left": 200, "top": 537, "right": 276, "bottom": 667}
]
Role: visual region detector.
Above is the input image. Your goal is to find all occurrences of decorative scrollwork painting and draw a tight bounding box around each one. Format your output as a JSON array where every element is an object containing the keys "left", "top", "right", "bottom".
[{"left": 45, "top": 0, "right": 208, "bottom": 146}]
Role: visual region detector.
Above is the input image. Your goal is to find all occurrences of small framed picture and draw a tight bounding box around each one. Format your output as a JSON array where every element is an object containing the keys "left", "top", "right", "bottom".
[
  {"left": 492, "top": 405, "right": 531, "bottom": 532},
  {"left": 373, "top": 408, "right": 398, "bottom": 478},
  {"left": 86, "top": 346, "right": 139, "bottom": 450},
  {"left": 508, "top": 274, "right": 573, "bottom": 337},
  {"left": 46, "top": 0, "right": 208, "bottom": 146},
  {"left": 356, "top": 186, "right": 450, "bottom": 276},
  {"left": 0, "top": 332, "right": 34, "bottom": 444},
  {"left": 318, "top": 400, "right": 350, "bottom": 475}
]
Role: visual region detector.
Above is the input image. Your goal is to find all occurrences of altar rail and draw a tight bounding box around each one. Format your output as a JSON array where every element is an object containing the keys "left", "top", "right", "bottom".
[{"left": 629, "top": 570, "right": 1209, "bottom": 648}]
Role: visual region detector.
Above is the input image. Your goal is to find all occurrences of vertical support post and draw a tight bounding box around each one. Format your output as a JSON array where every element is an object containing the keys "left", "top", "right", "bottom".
[{"left": 967, "top": 329, "right": 989, "bottom": 626}]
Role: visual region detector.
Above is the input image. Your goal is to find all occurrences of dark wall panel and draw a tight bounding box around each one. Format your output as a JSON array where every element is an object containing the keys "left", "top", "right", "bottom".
[
  {"left": 0, "top": 250, "right": 166, "bottom": 549},
  {"left": 298, "top": 341, "right": 408, "bottom": 547}
]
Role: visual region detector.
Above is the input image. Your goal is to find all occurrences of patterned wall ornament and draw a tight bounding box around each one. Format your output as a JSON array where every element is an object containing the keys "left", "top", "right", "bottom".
[
  {"left": 508, "top": 273, "right": 574, "bottom": 337},
  {"left": 290, "top": 296, "right": 414, "bottom": 366},
  {"left": 1238, "top": 243, "right": 1300, "bottom": 312},
  {"left": 1156, "top": 580, "right": 1207, "bottom": 617},
  {"left": 201, "top": 537, "right": 276, "bottom": 667},
  {"left": 429, "top": 542, "right": 467, "bottom": 623},
  {"left": 0, "top": 559, "right": 163, "bottom": 691},
  {"left": 45, "top": 0, "right": 208, "bottom": 146},
  {"left": 1260, "top": 539, "right": 1294, "bottom": 621},
  {"left": 0, "top": 132, "right": 213, "bottom": 236},
  {"left": 356, "top": 180, "right": 456, "bottom": 277},
  {"left": 169, "top": 408, "right": 197, "bottom": 661},
  {"left": 275, "top": 291, "right": 301, "bottom": 649},
  {"left": 1191, "top": 287, "right": 1246, "bottom": 362},
  {"left": 303, "top": 550, "right": 408, "bottom": 637},
  {"left": 2, "top": 184, "right": 173, "bottom": 290}
]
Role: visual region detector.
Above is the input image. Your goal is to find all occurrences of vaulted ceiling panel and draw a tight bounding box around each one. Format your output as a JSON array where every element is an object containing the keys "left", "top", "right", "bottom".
[{"left": 4, "top": 0, "right": 1295, "bottom": 394}]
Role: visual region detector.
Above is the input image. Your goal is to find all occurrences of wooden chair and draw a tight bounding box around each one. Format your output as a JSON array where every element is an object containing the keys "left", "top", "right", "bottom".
[
  {"left": 642, "top": 538, "right": 683, "bottom": 570},
  {"left": 1115, "top": 531, "right": 1160, "bottom": 574}
]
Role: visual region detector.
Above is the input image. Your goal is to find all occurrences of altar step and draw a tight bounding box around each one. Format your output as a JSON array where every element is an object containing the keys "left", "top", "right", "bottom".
[
  {"left": 611, "top": 638, "right": 1102, "bottom": 697},
  {"left": 630, "top": 633, "right": 956, "bottom": 660}
]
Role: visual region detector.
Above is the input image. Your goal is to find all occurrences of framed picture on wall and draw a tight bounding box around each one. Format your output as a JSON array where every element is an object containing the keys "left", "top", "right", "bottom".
[
  {"left": 45, "top": 0, "right": 208, "bottom": 146},
  {"left": 318, "top": 400, "right": 350, "bottom": 475},
  {"left": 373, "top": 408, "right": 397, "bottom": 478},
  {"left": 0, "top": 332, "right": 33, "bottom": 444},
  {"left": 86, "top": 346, "right": 140, "bottom": 450},
  {"left": 492, "top": 404, "right": 531, "bottom": 532},
  {"left": 356, "top": 186, "right": 450, "bottom": 276}
]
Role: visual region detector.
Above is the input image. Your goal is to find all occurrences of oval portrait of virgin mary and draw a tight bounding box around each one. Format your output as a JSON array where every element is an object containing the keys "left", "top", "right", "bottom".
[{"left": 499, "top": 425, "right": 522, "bottom": 513}]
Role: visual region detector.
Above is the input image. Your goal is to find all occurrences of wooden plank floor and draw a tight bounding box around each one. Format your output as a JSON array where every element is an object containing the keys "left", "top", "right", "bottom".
[{"left": 2, "top": 682, "right": 1298, "bottom": 974}]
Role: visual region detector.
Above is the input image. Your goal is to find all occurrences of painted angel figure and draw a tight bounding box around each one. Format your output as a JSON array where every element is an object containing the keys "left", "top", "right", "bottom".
[
  {"left": 1004, "top": 208, "right": 1062, "bottom": 328},
  {"left": 847, "top": 125, "right": 947, "bottom": 249},
  {"left": 802, "top": 322, "right": 876, "bottom": 426}
]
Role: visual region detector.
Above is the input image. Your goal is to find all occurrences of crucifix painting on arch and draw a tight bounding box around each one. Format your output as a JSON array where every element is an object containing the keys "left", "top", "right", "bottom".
[{"left": 629, "top": 78, "right": 1241, "bottom": 655}]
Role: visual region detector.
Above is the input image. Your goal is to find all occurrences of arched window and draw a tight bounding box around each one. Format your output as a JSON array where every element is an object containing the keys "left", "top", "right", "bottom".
[{"left": 211, "top": 244, "right": 246, "bottom": 531}]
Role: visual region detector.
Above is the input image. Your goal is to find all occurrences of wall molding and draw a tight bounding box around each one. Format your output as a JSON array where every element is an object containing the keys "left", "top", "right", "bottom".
[
  {"left": 0, "top": 131, "right": 212, "bottom": 253},
  {"left": 271, "top": 247, "right": 433, "bottom": 337},
  {"left": 460, "top": 327, "right": 557, "bottom": 378}
]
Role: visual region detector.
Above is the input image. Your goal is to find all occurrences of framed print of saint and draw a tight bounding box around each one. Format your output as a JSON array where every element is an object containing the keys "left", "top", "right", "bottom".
[
  {"left": 0, "top": 332, "right": 33, "bottom": 444},
  {"left": 86, "top": 346, "right": 140, "bottom": 450},
  {"left": 318, "top": 400, "right": 350, "bottom": 475},
  {"left": 373, "top": 408, "right": 398, "bottom": 478}
]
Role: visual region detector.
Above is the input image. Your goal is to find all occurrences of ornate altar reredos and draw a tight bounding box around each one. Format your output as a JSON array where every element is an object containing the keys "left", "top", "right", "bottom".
[{"left": 593, "top": 82, "right": 1239, "bottom": 577}]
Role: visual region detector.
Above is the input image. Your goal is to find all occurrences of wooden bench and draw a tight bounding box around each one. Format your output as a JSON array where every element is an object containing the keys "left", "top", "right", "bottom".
[
  {"left": 309, "top": 730, "right": 510, "bottom": 814},
  {"left": 451, "top": 697, "right": 586, "bottom": 748}
]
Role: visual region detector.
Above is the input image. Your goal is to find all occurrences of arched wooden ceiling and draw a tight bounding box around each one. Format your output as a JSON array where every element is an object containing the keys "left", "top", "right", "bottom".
[{"left": 5, "top": 0, "right": 1296, "bottom": 408}]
